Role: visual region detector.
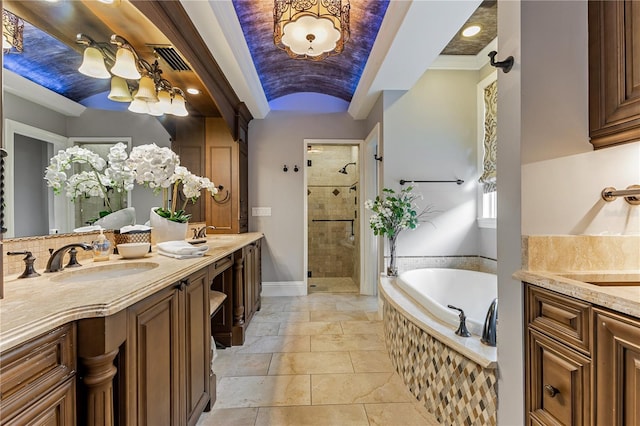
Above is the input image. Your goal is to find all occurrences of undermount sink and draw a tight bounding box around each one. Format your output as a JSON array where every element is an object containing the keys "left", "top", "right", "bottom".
[
  {"left": 558, "top": 272, "right": 640, "bottom": 287},
  {"left": 51, "top": 262, "right": 159, "bottom": 283}
]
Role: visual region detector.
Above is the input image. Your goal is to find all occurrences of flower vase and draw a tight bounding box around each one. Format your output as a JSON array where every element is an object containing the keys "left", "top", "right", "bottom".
[
  {"left": 387, "top": 236, "right": 398, "bottom": 276},
  {"left": 149, "top": 207, "right": 188, "bottom": 244}
]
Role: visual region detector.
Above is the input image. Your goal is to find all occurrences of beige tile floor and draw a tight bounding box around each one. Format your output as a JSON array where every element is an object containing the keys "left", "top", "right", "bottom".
[
  {"left": 197, "top": 293, "right": 440, "bottom": 426},
  {"left": 308, "top": 277, "right": 359, "bottom": 293}
]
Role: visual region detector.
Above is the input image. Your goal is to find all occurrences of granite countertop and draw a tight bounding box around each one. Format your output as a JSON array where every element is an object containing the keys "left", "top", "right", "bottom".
[
  {"left": 0, "top": 233, "right": 263, "bottom": 353},
  {"left": 514, "top": 269, "right": 640, "bottom": 319}
]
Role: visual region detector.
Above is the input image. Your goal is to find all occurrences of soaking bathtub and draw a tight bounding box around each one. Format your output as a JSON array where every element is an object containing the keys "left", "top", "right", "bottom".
[
  {"left": 379, "top": 268, "right": 499, "bottom": 424},
  {"left": 396, "top": 268, "right": 497, "bottom": 336}
]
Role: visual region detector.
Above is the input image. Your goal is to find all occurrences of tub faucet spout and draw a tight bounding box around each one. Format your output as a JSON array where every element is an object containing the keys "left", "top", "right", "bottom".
[
  {"left": 447, "top": 305, "right": 471, "bottom": 337},
  {"left": 481, "top": 298, "right": 498, "bottom": 347}
]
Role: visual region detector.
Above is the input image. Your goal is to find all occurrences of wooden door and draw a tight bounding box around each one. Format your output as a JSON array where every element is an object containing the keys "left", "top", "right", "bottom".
[
  {"left": 183, "top": 268, "right": 211, "bottom": 426},
  {"left": 173, "top": 117, "right": 206, "bottom": 223},
  {"left": 127, "top": 285, "right": 182, "bottom": 425},
  {"left": 594, "top": 309, "right": 640, "bottom": 425}
]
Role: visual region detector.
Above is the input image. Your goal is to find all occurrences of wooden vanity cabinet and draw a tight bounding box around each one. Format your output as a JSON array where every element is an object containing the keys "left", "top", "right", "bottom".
[
  {"left": 593, "top": 308, "right": 640, "bottom": 426},
  {"left": 125, "top": 267, "right": 211, "bottom": 426},
  {"left": 525, "top": 283, "right": 640, "bottom": 426},
  {"left": 243, "top": 239, "right": 262, "bottom": 325},
  {"left": 0, "top": 324, "right": 76, "bottom": 426},
  {"left": 588, "top": 0, "right": 640, "bottom": 149}
]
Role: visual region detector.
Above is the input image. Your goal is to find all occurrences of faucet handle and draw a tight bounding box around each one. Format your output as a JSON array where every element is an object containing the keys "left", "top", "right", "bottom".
[
  {"left": 7, "top": 251, "right": 41, "bottom": 278},
  {"left": 447, "top": 305, "right": 472, "bottom": 337}
]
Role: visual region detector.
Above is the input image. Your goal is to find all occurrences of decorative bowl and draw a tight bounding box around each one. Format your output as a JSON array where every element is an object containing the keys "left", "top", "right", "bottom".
[{"left": 117, "top": 242, "right": 151, "bottom": 259}]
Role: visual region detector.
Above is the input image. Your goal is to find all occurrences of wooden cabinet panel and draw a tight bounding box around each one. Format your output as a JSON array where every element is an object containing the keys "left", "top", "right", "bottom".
[
  {"left": 184, "top": 268, "right": 211, "bottom": 426},
  {"left": 173, "top": 116, "right": 207, "bottom": 223},
  {"left": 0, "top": 324, "right": 76, "bottom": 425},
  {"left": 527, "top": 329, "right": 591, "bottom": 426},
  {"left": 208, "top": 145, "right": 235, "bottom": 232},
  {"left": 589, "top": 0, "right": 640, "bottom": 148},
  {"left": 594, "top": 308, "right": 640, "bottom": 425},
  {"left": 527, "top": 286, "right": 591, "bottom": 355},
  {"left": 126, "top": 286, "right": 181, "bottom": 425},
  {"left": 4, "top": 378, "right": 76, "bottom": 426}
]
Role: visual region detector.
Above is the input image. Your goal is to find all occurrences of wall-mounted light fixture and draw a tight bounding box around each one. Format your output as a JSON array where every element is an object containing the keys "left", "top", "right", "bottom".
[
  {"left": 2, "top": 9, "right": 24, "bottom": 53},
  {"left": 77, "top": 33, "right": 188, "bottom": 117},
  {"left": 274, "top": 0, "right": 350, "bottom": 61}
]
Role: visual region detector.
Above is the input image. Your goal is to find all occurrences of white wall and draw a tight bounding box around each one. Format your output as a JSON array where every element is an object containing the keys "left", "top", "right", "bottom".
[
  {"left": 523, "top": 142, "right": 640, "bottom": 235},
  {"left": 4, "top": 92, "right": 67, "bottom": 136},
  {"left": 382, "top": 70, "right": 480, "bottom": 257},
  {"left": 499, "top": 1, "right": 598, "bottom": 423},
  {"left": 248, "top": 111, "right": 366, "bottom": 283},
  {"left": 66, "top": 109, "right": 172, "bottom": 225}
]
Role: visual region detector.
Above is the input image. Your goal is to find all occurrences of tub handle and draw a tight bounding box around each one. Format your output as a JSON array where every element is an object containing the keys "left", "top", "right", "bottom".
[{"left": 447, "top": 305, "right": 471, "bottom": 337}]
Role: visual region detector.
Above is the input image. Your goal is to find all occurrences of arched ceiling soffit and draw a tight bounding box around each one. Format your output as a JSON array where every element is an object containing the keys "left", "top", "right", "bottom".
[{"left": 232, "top": 0, "right": 390, "bottom": 103}]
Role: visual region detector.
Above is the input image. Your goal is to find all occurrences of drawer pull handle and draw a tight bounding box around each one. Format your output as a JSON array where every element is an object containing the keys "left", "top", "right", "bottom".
[{"left": 544, "top": 384, "right": 559, "bottom": 397}]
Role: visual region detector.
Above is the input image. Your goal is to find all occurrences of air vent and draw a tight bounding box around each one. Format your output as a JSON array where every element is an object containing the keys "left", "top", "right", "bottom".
[{"left": 150, "top": 46, "right": 191, "bottom": 71}]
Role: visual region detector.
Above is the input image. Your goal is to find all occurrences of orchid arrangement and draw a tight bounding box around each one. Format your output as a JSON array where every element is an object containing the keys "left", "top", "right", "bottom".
[
  {"left": 126, "top": 143, "right": 218, "bottom": 223},
  {"left": 44, "top": 143, "right": 134, "bottom": 215},
  {"left": 45, "top": 142, "right": 218, "bottom": 224}
]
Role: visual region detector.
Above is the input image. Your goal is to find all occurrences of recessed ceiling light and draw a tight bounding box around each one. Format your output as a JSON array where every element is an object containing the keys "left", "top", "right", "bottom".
[
  {"left": 462, "top": 25, "right": 482, "bottom": 38},
  {"left": 186, "top": 88, "right": 200, "bottom": 95}
]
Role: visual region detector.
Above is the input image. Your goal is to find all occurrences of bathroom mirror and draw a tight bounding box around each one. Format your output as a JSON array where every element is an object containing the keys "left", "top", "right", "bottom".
[{"left": 2, "top": 120, "right": 132, "bottom": 238}]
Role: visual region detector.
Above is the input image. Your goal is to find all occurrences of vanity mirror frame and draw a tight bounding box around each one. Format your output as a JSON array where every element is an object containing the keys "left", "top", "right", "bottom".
[{"left": 3, "top": 119, "right": 133, "bottom": 238}]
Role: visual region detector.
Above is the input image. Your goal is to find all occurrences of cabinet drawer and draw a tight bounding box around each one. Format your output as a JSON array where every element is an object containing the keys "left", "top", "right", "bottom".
[
  {"left": 527, "top": 329, "right": 591, "bottom": 426},
  {"left": 212, "top": 255, "right": 233, "bottom": 275},
  {"left": 526, "top": 285, "right": 591, "bottom": 354},
  {"left": 0, "top": 324, "right": 76, "bottom": 422}
]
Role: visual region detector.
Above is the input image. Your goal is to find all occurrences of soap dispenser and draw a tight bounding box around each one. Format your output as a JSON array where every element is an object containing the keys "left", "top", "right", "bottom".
[{"left": 93, "top": 229, "right": 111, "bottom": 262}]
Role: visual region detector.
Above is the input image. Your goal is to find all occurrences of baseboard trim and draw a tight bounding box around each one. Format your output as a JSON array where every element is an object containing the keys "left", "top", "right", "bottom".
[{"left": 262, "top": 281, "right": 307, "bottom": 297}]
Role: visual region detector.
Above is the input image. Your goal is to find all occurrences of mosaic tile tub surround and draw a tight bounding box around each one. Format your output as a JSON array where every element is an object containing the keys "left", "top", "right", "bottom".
[{"left": 381, "top": 280, "right": 498, "bottom": 425}]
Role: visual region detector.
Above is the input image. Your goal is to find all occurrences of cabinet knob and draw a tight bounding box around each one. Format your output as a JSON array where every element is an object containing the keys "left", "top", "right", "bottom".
[
  {"left": 176, "top": 280, "right": 188, "bottom": 291},
  {"left": 544, "top": 384, "right": 559, "bottom": 398}
]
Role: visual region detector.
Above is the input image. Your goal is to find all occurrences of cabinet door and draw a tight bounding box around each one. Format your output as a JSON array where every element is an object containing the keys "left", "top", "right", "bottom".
[
  {"left": 4, "top": 378, "right": 76, "bottom": 426},
  {"left": 527, "top": 329, "right": 591, "bottom": 426},
  {"left": 183, "top": 268, "right": 211, "bottom": 426},
  {"left": 594, "top": 309, "right": 640, "bottom": 425},
  {"left": 127, "top": 286, "right": 181, "bottom": 425},
  {"left": 589, "top": 0, "right": 640, "bottom": 148}
]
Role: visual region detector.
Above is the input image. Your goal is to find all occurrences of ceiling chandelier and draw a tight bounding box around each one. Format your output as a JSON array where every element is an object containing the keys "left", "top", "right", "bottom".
[
  {"left": 76, "top": 33, "right": 188, "bottom": 117},
  {"left": 274, "top": 0, "right": 350, "bottom": 61}
]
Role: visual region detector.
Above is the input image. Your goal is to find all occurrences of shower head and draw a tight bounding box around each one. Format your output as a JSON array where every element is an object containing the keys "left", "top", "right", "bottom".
[{"left": 338, "top": 162, "right": 356, "bottom": 175}]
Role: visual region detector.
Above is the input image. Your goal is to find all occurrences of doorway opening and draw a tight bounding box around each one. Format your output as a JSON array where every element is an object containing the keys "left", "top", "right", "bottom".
[{"left": 306, "top": 143, "right": 360, "bottom": 293}]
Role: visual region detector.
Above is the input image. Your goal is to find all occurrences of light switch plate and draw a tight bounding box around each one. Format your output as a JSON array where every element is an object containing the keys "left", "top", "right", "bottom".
[{"left": 252, "top": 207, "right": 272, "bottom": 217}]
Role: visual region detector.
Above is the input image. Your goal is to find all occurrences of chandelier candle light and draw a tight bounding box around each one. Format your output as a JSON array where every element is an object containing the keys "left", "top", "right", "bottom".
[
  {"left": 76, "top": 33, "right": 188, "bottom": 117},
  {"left": 274, "top": 0, "right": 350, "bottom": 60}
]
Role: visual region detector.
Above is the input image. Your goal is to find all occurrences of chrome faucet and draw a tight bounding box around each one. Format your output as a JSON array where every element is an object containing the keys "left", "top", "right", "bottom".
[
  {"left": 481, "top": 298, "right": 498, "bottom": 347},
  {"left": 45, "top": 243, "right": 93, "bottom": 273},
  {"left": 193, "top": 226, "right": 216, "bottom": 239}
]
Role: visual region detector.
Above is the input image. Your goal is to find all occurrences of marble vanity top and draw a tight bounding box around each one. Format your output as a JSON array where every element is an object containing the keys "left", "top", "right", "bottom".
[
  {"left": 0, "top": 233, "right": 263, "bottom": 353},
  {"left": 514, "top": 269, "right": 640, "bottom": 319}
]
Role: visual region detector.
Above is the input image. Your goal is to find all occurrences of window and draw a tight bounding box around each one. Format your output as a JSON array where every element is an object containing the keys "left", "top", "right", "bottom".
[{"left": 477, "top": 71, "right": 497, "bottom": 228}]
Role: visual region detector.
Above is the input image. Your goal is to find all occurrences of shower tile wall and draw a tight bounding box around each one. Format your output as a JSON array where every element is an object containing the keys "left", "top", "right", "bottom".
[{"left": 308, "top": 145, "right": 359, "bottom": 283}]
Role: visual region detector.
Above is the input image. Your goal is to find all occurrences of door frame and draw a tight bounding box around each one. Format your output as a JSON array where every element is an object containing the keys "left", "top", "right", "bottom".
[{"left": 362, "top": 124, "right": 382, "bottom": 295}]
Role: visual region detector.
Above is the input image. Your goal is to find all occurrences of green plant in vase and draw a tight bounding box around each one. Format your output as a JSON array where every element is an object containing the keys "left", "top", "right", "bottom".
[{"left": 365, "top": 185, "right": 433, "bottom": 276}]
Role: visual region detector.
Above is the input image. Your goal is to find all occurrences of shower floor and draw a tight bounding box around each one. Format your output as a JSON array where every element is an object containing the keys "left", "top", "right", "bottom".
[{"left": 308, "top": 277, "right": 359, "bottom": 294}]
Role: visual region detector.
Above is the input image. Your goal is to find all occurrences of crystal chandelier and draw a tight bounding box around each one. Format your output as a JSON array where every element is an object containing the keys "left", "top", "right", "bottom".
[{"left": 274, "top": 0, "right": 350, "bottom": 61}]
